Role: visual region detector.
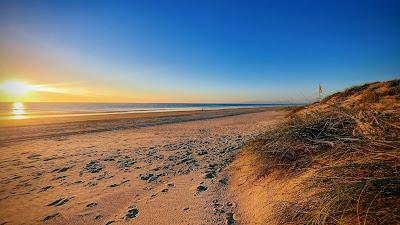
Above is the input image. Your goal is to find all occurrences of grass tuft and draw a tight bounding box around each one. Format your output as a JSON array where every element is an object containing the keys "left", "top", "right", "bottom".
[{"left": 245, "top": 79, "right": 400, "bottom": 224}]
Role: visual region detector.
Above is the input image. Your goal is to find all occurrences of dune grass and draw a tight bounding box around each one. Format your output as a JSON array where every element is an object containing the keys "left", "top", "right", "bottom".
[{"left": 246, "top": 80, "right": 400, "bottom": 224}]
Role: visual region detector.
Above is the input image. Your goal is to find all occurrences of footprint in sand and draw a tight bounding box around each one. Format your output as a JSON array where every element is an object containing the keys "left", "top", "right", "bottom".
[
  {"left": 46, "top": 196, "right": 74, "bottom": 206},
  {"left": 225, "top": 212, "right": 236, "bottom": 225},
  {"left": 80, "top": 160, "right": 103, "bottom": 175},
  {"left": 51, "top": 175, "right": 67, "bottom": 181},
  {"left": 204, "top": 172, "right": 216, "bottom": 179},
  {"left": 86, "top": 202, "right": 97, "bottom": 208},
  {"left": 117, "top": 156, "right": 136, "bottom": 170},
  {"left": 39, "top": 185, "right": 53, "bottom": 192},
  {"left": 196, "top": 185, "right": 208, "bottom": 192},
  {"left": 43, "top": 213, "right": 60, "bottom": 221},
  {"left": 52, "top": 165, "right": 74, "bottom": 173},
  {"left": 125, "top": 208, "right": 139, "bottom": 220},
  {"left": 218, "top": 178, "right": 228, "bottom": 185},
  {"left": 94, "top": 215, "right": 103, "bottom": 220},
  {"left": 108, "top": 183, "right": 119, "bottom": 188}
]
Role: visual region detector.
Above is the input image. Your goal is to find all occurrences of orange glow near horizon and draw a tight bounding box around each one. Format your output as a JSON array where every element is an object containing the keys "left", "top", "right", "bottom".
[{"left": 0, "top": 79, "right": 175, "bottom": 103}]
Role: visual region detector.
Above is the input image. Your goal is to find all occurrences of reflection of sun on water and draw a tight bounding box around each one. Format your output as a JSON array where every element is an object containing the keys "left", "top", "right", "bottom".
[{"left": 12, "top": 102, "right": 26, "bottom": 119}]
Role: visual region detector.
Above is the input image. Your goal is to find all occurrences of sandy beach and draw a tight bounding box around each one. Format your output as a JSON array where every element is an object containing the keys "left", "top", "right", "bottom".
[
  {"left": 1, "top": 0, "right": 398, "bottom": 223},
  {"left": 0, "top": 107, "right": 287, "bottom": 224}
]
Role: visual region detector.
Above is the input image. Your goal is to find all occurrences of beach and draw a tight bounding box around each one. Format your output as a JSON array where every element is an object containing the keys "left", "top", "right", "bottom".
[
  {"left": 1, "top": 0, "right": 398, "bottom": 223},
  {"left": 0, "top": 107, "right": 287, "bottom": 224}
]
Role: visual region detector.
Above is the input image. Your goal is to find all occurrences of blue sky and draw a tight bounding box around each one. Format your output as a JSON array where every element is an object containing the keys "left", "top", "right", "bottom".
[{"left": 0, "top": 0, "right": 399, "bottom": 103}]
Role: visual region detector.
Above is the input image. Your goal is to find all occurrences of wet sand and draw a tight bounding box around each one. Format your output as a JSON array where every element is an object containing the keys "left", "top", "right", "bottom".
[
  {"left": 0, "top": 108, "right": 287, "bottom": 224},
  {"left": 0, "top": 107, "right": 279, "bottom": 144}
]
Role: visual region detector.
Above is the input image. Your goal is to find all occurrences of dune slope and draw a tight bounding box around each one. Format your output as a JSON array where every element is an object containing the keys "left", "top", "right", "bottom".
[{"left": 229, "top": 79, "right": 400, "bottom": 224}]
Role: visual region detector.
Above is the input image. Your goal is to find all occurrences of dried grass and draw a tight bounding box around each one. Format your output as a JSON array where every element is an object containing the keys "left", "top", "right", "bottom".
[{"left": 245, "top": 79, "right": 400, "bottom": 224}]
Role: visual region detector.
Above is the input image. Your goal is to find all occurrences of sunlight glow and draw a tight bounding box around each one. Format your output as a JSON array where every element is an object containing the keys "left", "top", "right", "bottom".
[
  {"left": 0, "top": 80, "right": 33, "bottom": 97},
  {"left": 12, "top": 101, "right": 26, "bottom": 119},
  {"left": 0, "top": 80, "right": 72, "bottom": 102}
]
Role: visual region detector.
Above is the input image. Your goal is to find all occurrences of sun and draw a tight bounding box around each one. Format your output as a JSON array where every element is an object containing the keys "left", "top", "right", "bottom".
[{"left": 0, "top": 80, "right": 34, "bottom": 97}]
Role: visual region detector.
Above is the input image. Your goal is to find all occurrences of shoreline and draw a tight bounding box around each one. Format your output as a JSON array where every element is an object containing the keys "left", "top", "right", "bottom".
[
  {"left": 0, "top": 106, "right": 288, "bottom": 127},
  {"left": 0, "top": 103, "right": 299, "bottom": 120},
  {"left": 0, "top": 106, "right": 288, "bottom": 144}
]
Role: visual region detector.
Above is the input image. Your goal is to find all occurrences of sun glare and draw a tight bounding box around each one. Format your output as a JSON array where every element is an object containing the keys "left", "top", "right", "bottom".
[
  {"left": 0, "top": 80, "right": 33, "bottom": 97},
  {"left": 0, "top": 80, "right": 73, "bottom": 102},
  {"left": 11, "top": 101, "right": 26, "bottom": 119}
]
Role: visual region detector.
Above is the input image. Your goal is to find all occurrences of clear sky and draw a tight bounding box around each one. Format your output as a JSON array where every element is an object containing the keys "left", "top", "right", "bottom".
[{"left": 0, "top": 0, "right": 399, "bottom": 103}]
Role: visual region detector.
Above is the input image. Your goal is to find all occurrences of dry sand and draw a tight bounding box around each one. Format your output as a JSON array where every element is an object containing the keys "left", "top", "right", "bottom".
[{"left": 0, "top": 108, "right": 286, "bottom": 225}]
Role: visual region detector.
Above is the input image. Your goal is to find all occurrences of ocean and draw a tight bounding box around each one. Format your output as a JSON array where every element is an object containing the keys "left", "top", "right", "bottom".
[{"left": 0, "top": 102, "right": 298, "bottom": 120}]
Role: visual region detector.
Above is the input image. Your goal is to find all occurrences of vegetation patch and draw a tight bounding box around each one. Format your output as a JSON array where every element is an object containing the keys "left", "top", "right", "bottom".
[{"left": 244, "top": 80, "right": 400, "bottom": 224}]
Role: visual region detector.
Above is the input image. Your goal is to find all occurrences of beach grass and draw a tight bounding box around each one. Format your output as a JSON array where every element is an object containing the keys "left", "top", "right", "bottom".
[{"left": 238, "top": 79, "right": 400, "bottom": 224}]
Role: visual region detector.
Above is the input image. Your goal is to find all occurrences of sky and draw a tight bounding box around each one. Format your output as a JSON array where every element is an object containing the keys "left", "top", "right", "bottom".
[{"left": 0, "top": 0, "right": 399, "bottom": 103}]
